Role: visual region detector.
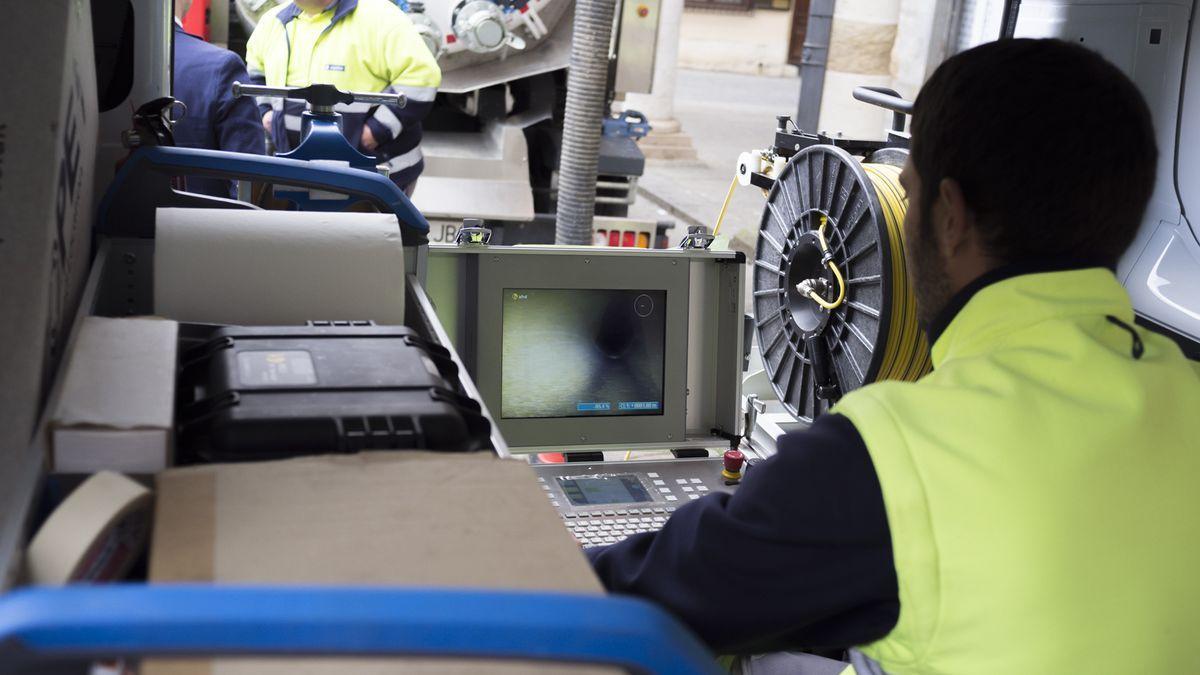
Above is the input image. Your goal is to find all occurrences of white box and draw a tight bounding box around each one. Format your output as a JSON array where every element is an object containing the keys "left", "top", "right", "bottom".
[
  {"left": 50, "top": 317, "right": 177, "bottom": 473},
  {"left": 0, "top": 1, "right": 98, "bottom": 476}
]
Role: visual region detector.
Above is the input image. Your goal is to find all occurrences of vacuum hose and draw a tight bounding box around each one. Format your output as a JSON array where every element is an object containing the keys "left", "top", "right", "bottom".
[
  {"left": 752, "top": 145, "right": 931, "bottom": 422},
  {"left": 554, "top": 0, "right": 618, "bottom": 245}
]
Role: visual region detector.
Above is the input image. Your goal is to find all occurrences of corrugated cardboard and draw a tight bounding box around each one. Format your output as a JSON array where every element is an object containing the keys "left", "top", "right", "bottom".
[
  {"left": 51, "top": 317, "right": 177, "bottom": 473},
  {"left": 0, "top": 0, "right": 97, "bottom": 512},
  {"left": 148, "top": 452, "right": 614, "bottom": 675}
]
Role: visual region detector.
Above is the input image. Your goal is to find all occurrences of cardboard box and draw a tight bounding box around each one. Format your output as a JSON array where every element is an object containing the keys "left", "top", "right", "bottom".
[
  {"left": 148, "top": 452, "right": 614, "bottom": 675},
  {"left": 51, "top": 317, "right": 177, "bottom": 473},
  {"left": 0, "top": 0, "right": 97, "bottom": 489}
]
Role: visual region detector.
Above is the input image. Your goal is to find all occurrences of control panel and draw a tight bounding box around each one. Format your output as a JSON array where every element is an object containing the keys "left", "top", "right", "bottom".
[{"left": 532, "top": 453, "right": 748, "bottom": 548}]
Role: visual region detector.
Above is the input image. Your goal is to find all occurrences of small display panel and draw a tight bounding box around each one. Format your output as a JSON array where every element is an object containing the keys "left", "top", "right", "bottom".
[
  {"left": 501, "top": 288, "right": 666, "bottom": 419},
  {"left": 557, "top": 475, "right": 653, "bottom": 506}
]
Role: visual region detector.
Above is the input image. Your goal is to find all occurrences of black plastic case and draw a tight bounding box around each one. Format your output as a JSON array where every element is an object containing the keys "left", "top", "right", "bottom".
[{"left": 177, "top": 325, "right": 491, "bottom": 462}]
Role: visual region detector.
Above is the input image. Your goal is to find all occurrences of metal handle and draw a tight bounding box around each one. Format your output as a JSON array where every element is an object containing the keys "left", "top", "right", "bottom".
[
  {"left": 232, "top": 82, "right": 295, "bottom": 99},
  {"left": 347, "top": 90, "right": 408, "bottom": 107},
  {"left": 852, "top": 86, "right": 913, "bottom": 133},
  {"left": 232, "top": 82, "right": 406, "bottom": 108},
  {"left": 851, "top": 86, "right": 913, "bottom": 115}
]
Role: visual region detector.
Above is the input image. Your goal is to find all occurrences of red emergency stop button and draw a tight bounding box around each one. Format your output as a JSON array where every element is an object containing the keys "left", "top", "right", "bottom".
[
  {"left": 637, "top": 4, "right": 650, "bottom": 17},
  {"left": 722, "top": 449, "right": 745, "bottom": 482}
]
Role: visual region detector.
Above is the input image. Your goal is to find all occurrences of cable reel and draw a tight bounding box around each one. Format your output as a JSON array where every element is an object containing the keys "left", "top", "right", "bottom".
[{"left": 752, "top": 145, "right": 931, "bottom": 422}]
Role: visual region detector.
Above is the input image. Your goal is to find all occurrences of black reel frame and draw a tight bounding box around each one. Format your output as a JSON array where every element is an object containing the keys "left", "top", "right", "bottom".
[{"left": 751, "top": 87, "right": 914, "bottom": 422}]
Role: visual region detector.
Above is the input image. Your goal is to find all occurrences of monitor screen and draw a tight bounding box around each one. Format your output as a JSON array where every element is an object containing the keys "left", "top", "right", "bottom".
[
  {"left": 501, "top": 288, "right": 666, "bottom": 419},
  {"left": 557, "top": 475, "right": 653, "bottom": 506}
]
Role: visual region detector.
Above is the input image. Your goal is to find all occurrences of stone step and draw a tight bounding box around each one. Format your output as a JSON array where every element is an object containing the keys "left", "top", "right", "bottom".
[
  {"left": 641, "top": 145, "right": 700, "bottom": 161},
  {"left": 638, "top": 128, "right": 699, "bottom": 160},
  {"left": 641, "top": 133, "right": 696, "bottom": 148}
]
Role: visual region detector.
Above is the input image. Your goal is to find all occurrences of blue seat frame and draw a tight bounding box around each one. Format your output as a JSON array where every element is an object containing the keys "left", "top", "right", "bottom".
[{"left": 0, "top": 585, "right": 721, "bottom": 675}]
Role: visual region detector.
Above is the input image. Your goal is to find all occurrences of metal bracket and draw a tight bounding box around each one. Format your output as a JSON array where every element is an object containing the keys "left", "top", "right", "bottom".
[
  {"left": 679, "top": 225, "right": 715, "bottom": 250},
  {"left": 771, "top": 111, "right": 907, "bottom": 160},
  {"left": 749, "top": 172, "right": 775, "bottom": 191},
  {"left": 454, "top": 218, "right": 494, "bottom": 246}
]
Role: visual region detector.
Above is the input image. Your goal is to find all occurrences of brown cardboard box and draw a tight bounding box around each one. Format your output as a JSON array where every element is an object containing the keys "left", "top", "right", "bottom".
[
  {"left": 0, "top": 0, "right": 97, "bottom": 512},
  {"left": 147, "top": 452, "right": 615, "bottom": 675}
]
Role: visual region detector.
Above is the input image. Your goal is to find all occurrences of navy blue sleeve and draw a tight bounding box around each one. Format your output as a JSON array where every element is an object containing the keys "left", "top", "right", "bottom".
[
  {"left": 587, "top": 413, "right": 899, "bottom": 654},
  {"left": 213, "top": 52, "right": 267, "bottom": 156},
  {"left": 364, "top": 115, "right": 395, "bottom": 147},
  {"left": 364, "top": 94, "right": 435, "bottom": 149}
]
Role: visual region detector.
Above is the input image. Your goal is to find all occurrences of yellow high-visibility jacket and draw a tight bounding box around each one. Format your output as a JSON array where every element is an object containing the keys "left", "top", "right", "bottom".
[
  {"left": 246, "top": 0, "right": 441, "bottom": 187},
  {"left": 837, "top": 267, "right": 1200, "bottom": 674}
]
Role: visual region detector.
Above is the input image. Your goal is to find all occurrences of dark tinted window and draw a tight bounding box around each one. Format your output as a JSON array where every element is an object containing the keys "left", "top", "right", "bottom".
[{"left": 92, "top": 0, "right": 135, "bottom": 112}]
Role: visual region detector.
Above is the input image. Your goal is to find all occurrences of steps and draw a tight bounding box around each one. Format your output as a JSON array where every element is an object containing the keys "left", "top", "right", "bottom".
[{"left": 637, "top": 119, "right": 700, "bottom": 161}]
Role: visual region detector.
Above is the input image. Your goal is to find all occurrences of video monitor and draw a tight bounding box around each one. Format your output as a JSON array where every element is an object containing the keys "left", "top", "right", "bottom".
[
  {"left": 501, "top": 289, "right": 666, "bottom": 420},
  {"left": 472, "top": 250, "right": 691, "bottom": 451}
]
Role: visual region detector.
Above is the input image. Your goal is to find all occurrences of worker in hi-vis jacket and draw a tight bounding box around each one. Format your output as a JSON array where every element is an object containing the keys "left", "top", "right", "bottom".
[
  {"left": 589, "top": 38, "right": 1200, "bottom": 675},
  {"left": 246, "top": 0, "right": 441, "bottom": 196}
]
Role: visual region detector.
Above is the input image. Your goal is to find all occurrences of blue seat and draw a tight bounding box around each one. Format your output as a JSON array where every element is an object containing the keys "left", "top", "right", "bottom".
[{"left": 0, "top": 584, "right": 721, "bottom": 675}]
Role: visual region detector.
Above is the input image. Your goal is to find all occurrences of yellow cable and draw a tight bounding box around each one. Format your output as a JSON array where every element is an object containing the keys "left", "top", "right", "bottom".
[
  {"left": 862, "top": 163, "right": 932, "bottom": 382},
  {"left": 804, "top": 217, "right": 848, "bottom": 310},
  {"left": 713, "top": 176, "right": 738, "bottom": 237}
]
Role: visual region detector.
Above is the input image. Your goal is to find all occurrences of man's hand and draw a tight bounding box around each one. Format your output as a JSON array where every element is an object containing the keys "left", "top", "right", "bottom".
[
  {"left": 261, "top": 110, "right": 273, "bottom": 133},
  {"left": 361, "top": 123, "right": 379, "bottom": 152}
]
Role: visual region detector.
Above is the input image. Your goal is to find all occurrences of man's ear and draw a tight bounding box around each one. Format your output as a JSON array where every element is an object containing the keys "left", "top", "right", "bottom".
[{"left": 935, "top": 177, "right": 973, "bottom": 258}]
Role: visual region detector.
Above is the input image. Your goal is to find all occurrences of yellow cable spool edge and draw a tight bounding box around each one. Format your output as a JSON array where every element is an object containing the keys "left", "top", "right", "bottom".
[{"left": 862, "top": 163, "right": 933, "bottom": 383}]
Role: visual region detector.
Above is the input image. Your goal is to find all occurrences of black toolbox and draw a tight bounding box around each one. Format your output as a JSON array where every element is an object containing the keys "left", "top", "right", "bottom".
[{"left": 177, "top": 324, "right": 491, "bottom": 462}]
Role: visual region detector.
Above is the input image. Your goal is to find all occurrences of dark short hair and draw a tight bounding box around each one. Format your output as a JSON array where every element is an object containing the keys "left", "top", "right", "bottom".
[{"left": 910, "top": 38, "right": 1157, "bottom": 267}]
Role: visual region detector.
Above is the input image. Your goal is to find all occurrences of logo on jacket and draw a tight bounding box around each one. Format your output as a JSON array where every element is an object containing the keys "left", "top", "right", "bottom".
[{"left": 326, "top": 64, "right": 346, "bottom": 72}]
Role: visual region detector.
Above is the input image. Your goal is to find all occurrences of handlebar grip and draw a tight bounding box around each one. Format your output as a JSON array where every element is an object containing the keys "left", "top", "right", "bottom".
[
  {"left": 349, "top": 91, "right": 407, "bottom": 108},
  {"left": 232, "top": 82, "right": 293, "bottom": 99},
  {"left": 851, "top": 86, "right": 913, "bottom": 115},
  {"left": 852, "top": 86, "right": 913, "bottom": 134}
]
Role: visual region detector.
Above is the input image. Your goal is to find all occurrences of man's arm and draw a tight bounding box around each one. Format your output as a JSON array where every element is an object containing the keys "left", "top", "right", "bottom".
[
  {"left": 588, "top": 413, "right": 899, "bottom": 655},
  {"left": 214, "top": 52, "right": 267, "bottom": 156},
  {"left": 361, "top": 12, "right": 442, "bottom": 150}
]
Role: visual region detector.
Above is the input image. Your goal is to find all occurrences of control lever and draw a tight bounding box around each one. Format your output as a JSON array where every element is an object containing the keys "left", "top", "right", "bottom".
[
  {"left": 232, "top": 82, "right": 406, "bottom": 113},
  {"left": 743, "top": 394, "right": 766, "bottom": 451}
]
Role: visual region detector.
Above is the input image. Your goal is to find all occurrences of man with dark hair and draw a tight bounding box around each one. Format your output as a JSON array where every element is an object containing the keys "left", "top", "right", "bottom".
[
  {"left": 904, "top": 37, "right": 1158, "bottom": 329},
  {"left": 588, "top": 39, "right": 1200, "bottom": 673}
]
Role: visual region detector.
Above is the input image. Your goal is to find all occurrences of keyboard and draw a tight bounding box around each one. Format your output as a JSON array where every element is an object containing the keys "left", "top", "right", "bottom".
[
  {"left": 532, "top": 456, "right": 749, "bottom": 548},
  {"left": 561, "top": 505, "right": 677, "bottom": 547}
]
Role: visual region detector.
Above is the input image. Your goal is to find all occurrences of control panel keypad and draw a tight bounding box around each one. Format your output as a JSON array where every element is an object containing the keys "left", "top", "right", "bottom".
[
  {"left": 533, "top": 457, "right": 748, "bottom": 548},
  {"left": 565, "top": 507, "right": 675, "bottom": 547}
]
